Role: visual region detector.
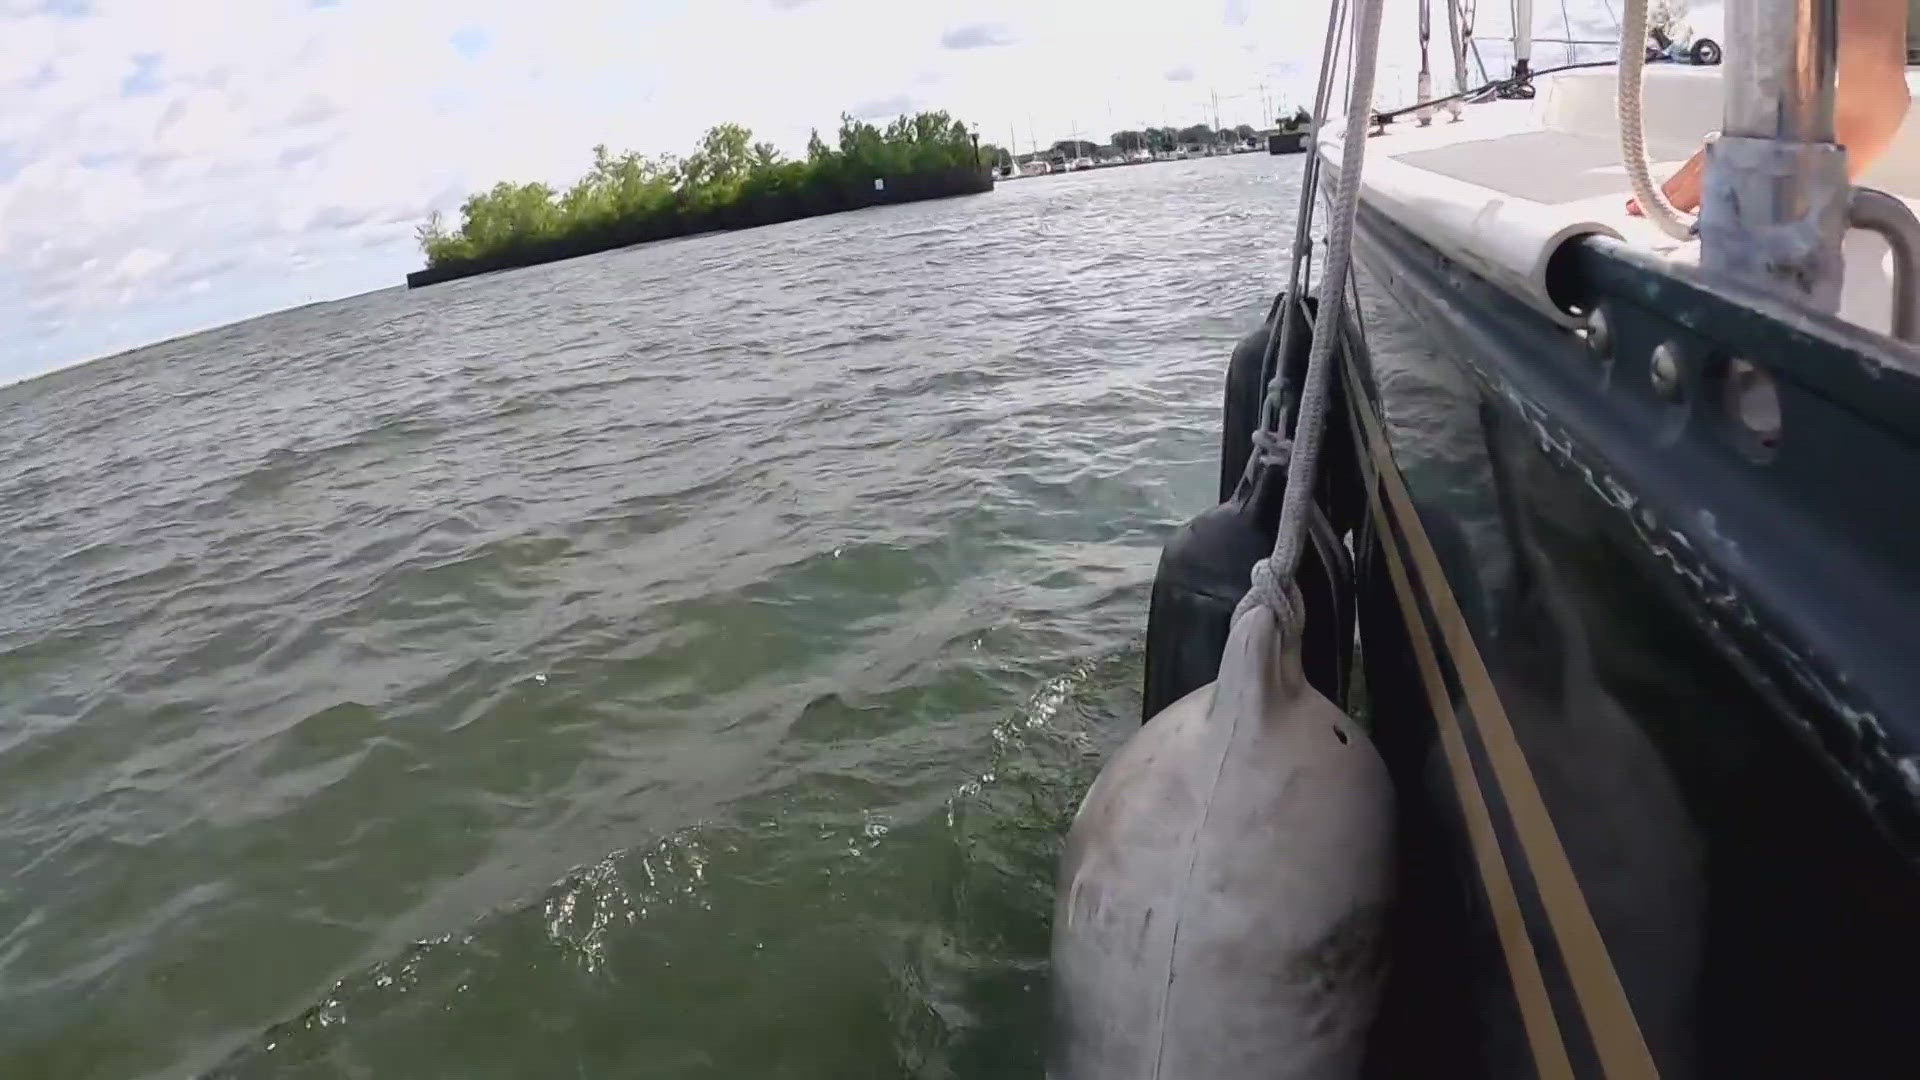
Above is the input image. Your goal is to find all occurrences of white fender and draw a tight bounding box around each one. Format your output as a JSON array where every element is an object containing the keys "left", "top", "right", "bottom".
[{"left": 1050, "top": 605, "right": 1395, "bottom": 1079}]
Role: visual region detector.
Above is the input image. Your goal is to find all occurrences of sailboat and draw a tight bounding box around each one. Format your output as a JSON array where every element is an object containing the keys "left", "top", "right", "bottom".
[
  {"left": 1049, "top": 0, "right": 1920, "bottom": 1074},
  {"left": 1000, "top": 124, "right": 1022, "bottom": 180},
  {"left": 1013, "top": 117, "right": 1051, "bottom": 177}
]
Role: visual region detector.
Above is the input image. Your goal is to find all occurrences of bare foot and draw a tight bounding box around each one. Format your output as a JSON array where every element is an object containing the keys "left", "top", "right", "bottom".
[{"left": 1626, "top": 149, "right": 1705, "bottom": 216}]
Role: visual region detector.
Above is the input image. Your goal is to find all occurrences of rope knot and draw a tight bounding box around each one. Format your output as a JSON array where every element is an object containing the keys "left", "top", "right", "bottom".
[
  {"left": 1250, "top": 428, "right": 1292, "bottom": 468},
  {"left": 1234, "top": 558, "right": 1306, "bottom": 646}
]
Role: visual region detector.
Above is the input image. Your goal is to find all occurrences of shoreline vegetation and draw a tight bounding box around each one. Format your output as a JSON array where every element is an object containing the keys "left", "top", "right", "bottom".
[{"left": 408, "top": 111, "right": 996, "bottom": 288}]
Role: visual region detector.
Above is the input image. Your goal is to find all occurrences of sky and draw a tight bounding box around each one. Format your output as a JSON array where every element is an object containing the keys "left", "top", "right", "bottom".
[{"left": 0, "top": 0, "right": 1617, "bottom": 383}]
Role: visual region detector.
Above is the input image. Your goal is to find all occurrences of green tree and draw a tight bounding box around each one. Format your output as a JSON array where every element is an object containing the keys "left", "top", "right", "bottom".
[
  {"left": 680, "top": 122, "right": 756, "bottom": 200},
  {"left": 837, "top": 114, "right": 885, "bottom": 161},
  {"left": 1110, "top": 130, "right": 1147, "bottom": 152},
  {"left": 1233, "top": 123, "right": 1256, "bottom": 140},
  {"left": 1176, "top": 123, "right": 1214, "bottom": 145},
  {"left": 415, "top": 209, "right": 448, "bottom": 249},
  {"left": 454, "top": 181, "right": 561, "bottom": 251}
]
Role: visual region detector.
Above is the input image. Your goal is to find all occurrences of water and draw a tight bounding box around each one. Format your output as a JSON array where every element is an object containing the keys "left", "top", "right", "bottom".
[{"left": 0, "top": 155, "right": 1300, "bottom": 1079}]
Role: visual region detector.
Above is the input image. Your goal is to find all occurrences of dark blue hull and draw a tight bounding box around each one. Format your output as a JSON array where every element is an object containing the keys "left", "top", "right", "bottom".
[{"left": 1342, "top": 202, "right": 1920, "bottom": 1077}]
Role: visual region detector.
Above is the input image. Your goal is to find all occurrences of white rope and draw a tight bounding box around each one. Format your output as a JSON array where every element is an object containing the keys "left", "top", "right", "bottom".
[
  {"left": 1618, "top": 0, "right": 1695, "bottom": 239},
  {"left": 1240, "top": 0, "right": 1387, "bottom": 635}
]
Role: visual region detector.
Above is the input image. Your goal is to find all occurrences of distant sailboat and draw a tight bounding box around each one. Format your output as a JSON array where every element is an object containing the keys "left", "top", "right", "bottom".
[{"left": 1019, "top": 118, "right": 1052, "bottom": 176}]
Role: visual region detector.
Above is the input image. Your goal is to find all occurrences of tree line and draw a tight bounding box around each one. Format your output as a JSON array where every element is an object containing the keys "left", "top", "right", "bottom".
[{"left": 416, "top": 111, "right": 989, "bottom": 268}]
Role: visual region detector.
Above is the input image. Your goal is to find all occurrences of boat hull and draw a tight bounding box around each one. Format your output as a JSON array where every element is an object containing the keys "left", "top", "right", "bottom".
[
  {"left": 1268, "top": 132, "right": 1307, "bottom": 155},
  {"left": 1342, "top": 200, "right": 1920, "bottom": 1077}
]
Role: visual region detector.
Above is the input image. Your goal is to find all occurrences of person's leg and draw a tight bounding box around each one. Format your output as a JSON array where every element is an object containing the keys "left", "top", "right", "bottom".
[
  {"left": 1630, "top": 0, "right": 1911, "bottom": 216},
  {"left": 1834, "top": 0, "right": 1911, "bottom": 176}
]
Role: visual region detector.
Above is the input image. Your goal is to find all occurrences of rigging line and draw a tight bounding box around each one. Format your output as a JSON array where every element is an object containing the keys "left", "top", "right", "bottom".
[
  {"left": 1417, "top": 0, "right": 1434, "bottom": 121},
  {"left": 1371, "top": 58, "right": 1615, "bottom": 121},
  {"left": 1505, "top": 36, "right": 1623, "bottom": 45},
  {"left": 1442, "top": 0, "right": 1466, "bottom": 117},
  {"left": 1459, "top": 0, "right": 1487, "bottom": 83},
  {"left": 1256, "top": 0, "right": 1350, "bottom": 434},
  {"left": 1243, "top": 0, "right": 1386, "bottom": 626}
]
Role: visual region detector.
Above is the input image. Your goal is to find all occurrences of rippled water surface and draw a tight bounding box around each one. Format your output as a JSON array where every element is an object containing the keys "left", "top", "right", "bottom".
[{"left": 1, "top": 156, "right": 1300, "bottom": 1079}]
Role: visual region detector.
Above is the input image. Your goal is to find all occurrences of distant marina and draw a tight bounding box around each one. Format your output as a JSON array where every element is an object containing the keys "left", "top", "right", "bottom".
[{"left": 990, "top": 111, "right": 1314, "bottom": 178}]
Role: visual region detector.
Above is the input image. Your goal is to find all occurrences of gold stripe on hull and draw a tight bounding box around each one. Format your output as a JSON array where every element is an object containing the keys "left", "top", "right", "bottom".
[{"left": 1344, "top": 352, "right": 1659, "bottom": 1079}]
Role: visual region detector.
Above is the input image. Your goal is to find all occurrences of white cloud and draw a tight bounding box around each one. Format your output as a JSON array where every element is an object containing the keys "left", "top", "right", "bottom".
[
  {"left": 940, "top": 22, "right": 1016, "bottom": 50},
  {"left": 0, "top": 0, "right": 1619, "bottom": 381},
  {"left": 108, "top": 245, "right": 169, "bottom": 284}
]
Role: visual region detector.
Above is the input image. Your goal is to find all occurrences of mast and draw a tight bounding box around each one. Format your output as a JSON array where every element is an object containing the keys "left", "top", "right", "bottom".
[
  {"left": 1511, "top": 0, "right": 1533, "bottom": 80},
  {"left": 1699, "top": 0, "right": 1851, "bottom": 307}
]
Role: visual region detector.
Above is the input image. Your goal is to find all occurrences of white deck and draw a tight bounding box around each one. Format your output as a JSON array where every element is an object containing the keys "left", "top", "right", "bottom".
[{"left": 1330, "top": 65, "right": 1920, "bottom": 335}]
